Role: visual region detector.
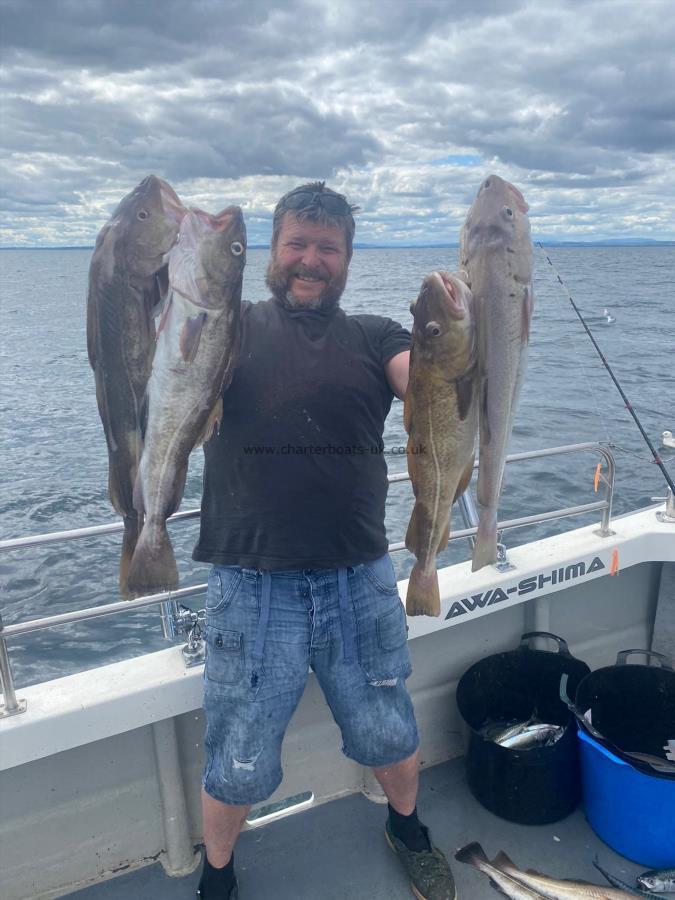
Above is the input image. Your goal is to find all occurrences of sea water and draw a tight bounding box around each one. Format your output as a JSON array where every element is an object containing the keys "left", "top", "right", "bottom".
[{"left": 1, "top": 245, "right": 674, "bottom": 686}]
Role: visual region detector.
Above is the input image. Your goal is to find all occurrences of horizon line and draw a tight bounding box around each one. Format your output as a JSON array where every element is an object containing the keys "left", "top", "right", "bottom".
[{"left": 1, "top": 238, "right": 674, "bottom": 250}]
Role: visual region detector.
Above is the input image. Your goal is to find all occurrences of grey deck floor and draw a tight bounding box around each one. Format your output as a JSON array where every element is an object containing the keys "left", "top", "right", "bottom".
[{"left": 67, "top": 757, "right": 655, "bottom": 899}]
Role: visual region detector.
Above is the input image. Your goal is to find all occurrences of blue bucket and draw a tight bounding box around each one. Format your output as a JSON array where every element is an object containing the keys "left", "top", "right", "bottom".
[{"left": 578, "top": 727, "right": 675, "bottom": 867}]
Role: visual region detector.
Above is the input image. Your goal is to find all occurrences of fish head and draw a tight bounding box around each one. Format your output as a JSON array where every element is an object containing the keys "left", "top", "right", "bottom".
[
  {"left": 109, "top": 175, "right": 185, "bottom": 276},
  {"left": 169, "top": 206, "right": 246, "bottom": 310},
  {"left": 410, "top": 271, "right": 475, "bottom": 377},
  {"left": 460, "top": 174, "right": 531, "bottom": 272}
]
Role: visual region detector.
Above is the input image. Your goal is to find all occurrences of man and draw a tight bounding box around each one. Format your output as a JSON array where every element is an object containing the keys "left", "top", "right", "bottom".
[{"left": 193, "top": 182, "right": 456, "bottom": 900}]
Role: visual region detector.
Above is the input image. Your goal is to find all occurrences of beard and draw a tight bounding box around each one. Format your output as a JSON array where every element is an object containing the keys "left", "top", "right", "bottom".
[{"left": 265, "top": 258, "right": 348, "bottom": 312}]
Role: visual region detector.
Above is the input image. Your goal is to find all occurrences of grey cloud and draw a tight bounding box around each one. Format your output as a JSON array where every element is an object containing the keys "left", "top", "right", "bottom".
[{"left": 1, "top": 0, "right": 674, "bottom": 244}]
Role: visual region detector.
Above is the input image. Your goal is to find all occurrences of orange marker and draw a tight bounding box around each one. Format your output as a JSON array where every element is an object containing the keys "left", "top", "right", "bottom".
[
  {"left": 609, "top": 548, "right": 620, "bottom": 576},
  {"left": 594, "top": 463, "right": 602, "bottom": 492}
]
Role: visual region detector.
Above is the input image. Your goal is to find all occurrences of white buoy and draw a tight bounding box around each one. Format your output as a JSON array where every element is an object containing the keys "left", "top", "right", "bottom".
[{"left": 663, "top": 431, "right": 675, "bottom": 449}]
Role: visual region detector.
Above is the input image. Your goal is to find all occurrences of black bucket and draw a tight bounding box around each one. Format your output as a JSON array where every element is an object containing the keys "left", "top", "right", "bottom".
[
  {"left": 575, "top": 650, "right": 675, "bottom": 761},
  {"left": 456, "top": 632, "right": 591, "bottom": 824}
]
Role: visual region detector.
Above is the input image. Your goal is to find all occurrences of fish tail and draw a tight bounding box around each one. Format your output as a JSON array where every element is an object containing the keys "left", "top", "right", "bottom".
[
  {"left": 119, "top": 514, "right": 142, "bottom": 598},
  {"left": 472, "top": 512, "right": 497, "bottom": 571},
  {"left": 126, "top": 520, "right": 178, "bottom": 596},
  {"left": 455, "top": 841, "right": 490, "bottom": 869},
  {"left": 491, "top": 850, "right": 519, "bottom": 873},
  {"left": 405, "top": 562, "right": 441, "bottom": 617}
]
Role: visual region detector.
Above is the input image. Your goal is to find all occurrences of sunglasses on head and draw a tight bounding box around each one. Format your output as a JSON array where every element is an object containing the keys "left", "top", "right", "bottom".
[{"left": 281, "top": 189, "right": 352, "bottom": 216}]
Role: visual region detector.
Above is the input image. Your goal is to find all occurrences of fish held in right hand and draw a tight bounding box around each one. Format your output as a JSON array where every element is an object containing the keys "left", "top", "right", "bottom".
[
  {"left": 86, "top": 175, "right": 186, "bottom": 597},
  {"left": 404, "top": 271, "right": 477, "bottom": 616}
]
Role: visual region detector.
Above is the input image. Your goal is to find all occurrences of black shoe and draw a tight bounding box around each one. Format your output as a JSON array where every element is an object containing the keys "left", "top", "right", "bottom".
[
  {"left": 385, "top": 820, "right": 456, "bottom": 900},
  {"left": 196, "top": 879, "right": 238, "bottom": 900}
]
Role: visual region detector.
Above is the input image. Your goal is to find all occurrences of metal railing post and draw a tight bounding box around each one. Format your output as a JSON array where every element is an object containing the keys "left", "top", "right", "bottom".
[
  {"left": 0, "top": 612, "right": 27, "bottom": 717},
  {"left": 596, "top": 445, "right": 616, "bottom": 536}
]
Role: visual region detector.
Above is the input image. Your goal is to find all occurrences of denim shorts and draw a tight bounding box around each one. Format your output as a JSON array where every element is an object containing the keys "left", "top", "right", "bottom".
[{"left": 202, "top": 553, "right": 418, "bottom": 805}]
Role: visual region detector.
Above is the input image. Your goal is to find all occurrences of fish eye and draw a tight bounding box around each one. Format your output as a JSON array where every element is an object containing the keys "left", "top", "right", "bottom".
[
  {"left": 504, "top": 206, "right": 513, "bottom": 217},
  {"left": 484, "top": 179, "right": 491, "bottom": 189},
  {"left": 426, "top": 322, "right": 442, "bottom": 337},
  {"left": 230, "top": 241, "right": 244, "bottom": 256},
  {"left": 137, "top": 209, "right": 149, "bottom": 220}
]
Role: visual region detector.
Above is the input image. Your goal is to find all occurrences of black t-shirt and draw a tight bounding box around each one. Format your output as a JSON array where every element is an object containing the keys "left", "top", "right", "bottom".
[{"left": 192, "top": 296, "right": 411, "bottom": 570}]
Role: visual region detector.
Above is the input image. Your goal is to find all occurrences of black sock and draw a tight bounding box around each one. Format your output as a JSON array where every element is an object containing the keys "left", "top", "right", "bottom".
[
  {"left": 387, "top": 803, "right": 431, "bottom": 852},
  {"left": 198, "top": 852, "right": 236, "bottom": 898}
]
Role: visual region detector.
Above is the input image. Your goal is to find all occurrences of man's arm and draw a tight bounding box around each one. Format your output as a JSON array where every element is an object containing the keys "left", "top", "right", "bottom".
[{"left": 384, "top": 350, "right": 410, "bottom": 400}]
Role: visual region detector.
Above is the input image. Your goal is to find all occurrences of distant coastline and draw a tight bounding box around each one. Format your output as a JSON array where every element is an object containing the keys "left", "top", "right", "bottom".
[{"left": 1, "top": 239, "right": 674, "bottom": 250}]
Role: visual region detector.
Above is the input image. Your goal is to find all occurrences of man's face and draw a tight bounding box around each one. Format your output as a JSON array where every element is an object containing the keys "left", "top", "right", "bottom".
[{"left": 266, "top": 212, "right": 349, "bottom": 309}]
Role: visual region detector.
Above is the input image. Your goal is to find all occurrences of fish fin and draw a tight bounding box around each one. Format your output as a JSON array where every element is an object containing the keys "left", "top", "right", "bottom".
[
  {"left": 126, "top": 521, "right": 179, "bottom": 596},
  {"left": 472, "top": 513, "right": 497, "bottom": 571},
  {"left": 219, "top": 321, "right": 242, "bottom": 396},
  {"left": 156, "top": 292, "right": 174, "bottom": 336},
  {"left": 86, "top": 293, "right": 99, "bottom": 369},
  {"left": 179, "top": 311, "right": 207, "bottom": 363},
  {"left": 522, "top": 285, "right": 533, "bottom": 344},
  {"left": 453, "top": 454, "right": 475, "bottom": 503},
  {"left": 481, "top": 377, "right": 491, "bottom": 443},
  {"left": 403, "top": 391, "right": 412, "bottom": 434},
  {"left": 456, "top": 372, "right": 474, "bottom": 422},
  {"left": 405, "top": 562, "right": 441, "bottom": 617},
  {"left": 194, "top": 397, "right": 223, "bottom": 448},
  {"left": 454, "top": 842, "right": 489, "bottom": 867},
  {"left": 406, "top": 502, "right": 450, "bottom": 552},
  {"left": 491, "top": 851, "right": 519, "bottom": 873},
  {"left": 106, "top": 428, "right": 142, "bottom": 518},
  {"left": 119, "top": 514, "right": 142, "bottom": 598},
  {"left": 405, "top": 502, "right": 421, "bottom": 553},
  {"left": 152, "top": 265, "right": 170, "bottom": 315},
  {"left": 406, "top": 440, "right": 418, "bottom": 494},
  {"left": 139, "top": 391, "right": 150, "bottom": 440}
]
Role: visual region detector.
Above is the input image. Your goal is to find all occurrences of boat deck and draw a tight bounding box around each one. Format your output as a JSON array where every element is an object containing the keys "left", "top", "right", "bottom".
[{"left": 67, "top": 756, "right": 651, "bottom": 900}]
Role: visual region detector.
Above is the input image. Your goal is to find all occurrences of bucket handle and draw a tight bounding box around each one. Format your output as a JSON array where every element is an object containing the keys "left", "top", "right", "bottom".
[
  {"left": 520, "top": 632, "right": 571, "bottom": 656},
  {"left": 559, "top": 673, "right": 606, "bottom": 742},
  {"left": 615, "top": 649, "right": 674, "bottom": 670}
]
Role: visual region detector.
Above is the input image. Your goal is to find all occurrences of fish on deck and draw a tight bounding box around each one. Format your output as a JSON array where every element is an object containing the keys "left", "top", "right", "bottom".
[
  {"left": 455, "top": 841, "right": 638, "bottom": 898},
  {"left": 86, "top": 175, "right": 185, "bottom": 596},
  {"left": 404, "top": 270, "right": 478, "bottom": 616},
  {"left": 126, "top": 205, "right": 246, "bottom": 596}
]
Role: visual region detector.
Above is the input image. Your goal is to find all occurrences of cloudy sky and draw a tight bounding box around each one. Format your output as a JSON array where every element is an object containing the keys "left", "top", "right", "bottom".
[{"left": 1, "top": 0, "right": 674, "bottom": 246}]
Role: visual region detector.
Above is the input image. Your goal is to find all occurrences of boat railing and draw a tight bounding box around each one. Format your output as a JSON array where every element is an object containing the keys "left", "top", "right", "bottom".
[{"left": 0, "top": 440, "right": 615, "bottom": 718}]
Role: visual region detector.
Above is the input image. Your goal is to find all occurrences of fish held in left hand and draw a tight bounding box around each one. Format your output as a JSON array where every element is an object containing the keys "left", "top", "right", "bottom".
[
  {"left": 126, "top": 206, "right": 246, "bottom": 595},
  {"left": 404, "top": 271, "right": 478, "bottom": 617}
]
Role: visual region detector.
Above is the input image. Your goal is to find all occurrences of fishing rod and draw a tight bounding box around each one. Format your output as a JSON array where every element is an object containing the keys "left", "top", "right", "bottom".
[{"left": 538, "top": 242, "right": 675, "bottom": 496}]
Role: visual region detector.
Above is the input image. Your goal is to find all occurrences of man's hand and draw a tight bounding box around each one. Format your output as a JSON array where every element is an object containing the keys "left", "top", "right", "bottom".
[{"left": 385, "top": 350, "right": 410, "bottom": 400}]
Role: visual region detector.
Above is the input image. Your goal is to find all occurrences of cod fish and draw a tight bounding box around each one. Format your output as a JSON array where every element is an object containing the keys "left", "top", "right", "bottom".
[
  {"left": 126, "top": 206, "right": 245, "bottom": 595},
  {"left": 404, "top": 271, "right": 478, "bottom": 616},
  {"left": 459, "top": 175, "right": 533, "bottom": 572},
  {"left": 455, "top": 842, "right": 635, "bottom": 898},
  {"left": 87, "top": 175, "right": 185, "bottom": 595}
]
